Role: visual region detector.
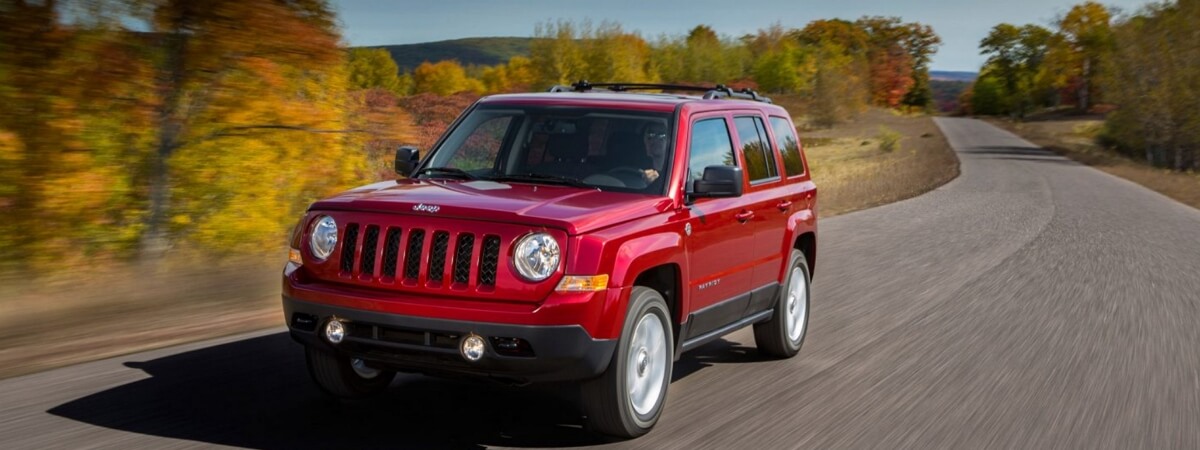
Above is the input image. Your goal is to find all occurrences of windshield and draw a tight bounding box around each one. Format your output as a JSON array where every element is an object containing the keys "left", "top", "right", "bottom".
[{"left": 421, "top": 104, "right": 674, "bottom": 195}]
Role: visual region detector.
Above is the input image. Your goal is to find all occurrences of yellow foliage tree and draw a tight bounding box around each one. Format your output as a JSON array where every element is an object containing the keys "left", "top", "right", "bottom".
[{"left": 412, "top": 60, "right": 484, "bottom": 96}]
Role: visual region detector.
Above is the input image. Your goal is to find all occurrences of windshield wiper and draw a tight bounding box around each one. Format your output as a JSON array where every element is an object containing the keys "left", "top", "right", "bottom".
[
  {"left": 414, "top": 166, "right": 478, "bottom": 180},
  {"left": 488, "top": 173, "right": 591, "bottom": 188}
]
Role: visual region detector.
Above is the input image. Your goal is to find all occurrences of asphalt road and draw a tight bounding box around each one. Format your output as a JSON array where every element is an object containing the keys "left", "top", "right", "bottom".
[{"left": 2, "top": 118, "right": 1199, "bottom": 449}]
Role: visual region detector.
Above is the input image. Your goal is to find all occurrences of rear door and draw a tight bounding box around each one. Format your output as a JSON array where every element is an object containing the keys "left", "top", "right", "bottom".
[{"left": 730, "top": 114, "right": 789, "bottom": 311}]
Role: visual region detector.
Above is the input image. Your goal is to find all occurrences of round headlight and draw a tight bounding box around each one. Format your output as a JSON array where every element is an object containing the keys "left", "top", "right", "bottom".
[
  {"left": 309, "top": 215, "right": 338, "bottom": 261},
  {"left": 512, "top": 232, "right": 560, "bottom": 282}
]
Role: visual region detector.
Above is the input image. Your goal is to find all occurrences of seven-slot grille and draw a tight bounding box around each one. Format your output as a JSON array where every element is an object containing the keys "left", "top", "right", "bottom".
[{"left": 339, "top": 224, "right": 501, "bottom": 287}]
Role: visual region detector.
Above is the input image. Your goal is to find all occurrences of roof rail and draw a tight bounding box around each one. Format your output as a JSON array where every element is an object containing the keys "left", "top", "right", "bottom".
[{"left": 547, "top": 80, "right": 772, "bottom": 104}]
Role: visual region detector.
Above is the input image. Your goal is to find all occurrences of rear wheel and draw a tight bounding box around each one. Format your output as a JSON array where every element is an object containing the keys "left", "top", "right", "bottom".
[
  {"left": 582, "top": 286, "right": 673, "bottom": 438},
  {"left": 754, "top": 249, "right": 810, "bottom": 358},
  {"left": 305, "top": 346, "right": 395, "bottom": 398}
]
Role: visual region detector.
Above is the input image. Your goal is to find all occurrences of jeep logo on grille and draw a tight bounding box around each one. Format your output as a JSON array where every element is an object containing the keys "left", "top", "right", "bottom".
[{"left": 413, "top": 203, "right": 440, "bottom": 214}]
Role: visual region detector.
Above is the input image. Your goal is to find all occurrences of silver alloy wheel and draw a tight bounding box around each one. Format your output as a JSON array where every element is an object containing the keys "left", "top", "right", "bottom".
[
  {"left": 786, "top": 267, "right": 808, "bottom": 342},
  {"left": 350, "top": 358, "right": 381, "bottom": 379},
  {"left": 627, "top": 313, "right": 667, "bottom": 416}
]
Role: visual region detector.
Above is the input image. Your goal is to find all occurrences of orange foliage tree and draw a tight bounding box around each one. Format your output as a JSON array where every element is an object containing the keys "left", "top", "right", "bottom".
[{"left": 0, "top": 0, "right": 390, "bottom": 269}]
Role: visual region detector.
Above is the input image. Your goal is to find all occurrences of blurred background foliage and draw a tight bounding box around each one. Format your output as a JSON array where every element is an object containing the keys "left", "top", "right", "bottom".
[
  {"left": 966, "top": 0, "right": 1199, "bottom": 171},
  {"left": 0, "top": 0, "right": 943, "bottom": 275}
]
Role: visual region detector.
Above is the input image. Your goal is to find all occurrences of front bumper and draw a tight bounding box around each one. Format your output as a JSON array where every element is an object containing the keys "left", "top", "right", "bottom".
[{"left": 284, "top": 295, "right": 616, "bottom": 383}]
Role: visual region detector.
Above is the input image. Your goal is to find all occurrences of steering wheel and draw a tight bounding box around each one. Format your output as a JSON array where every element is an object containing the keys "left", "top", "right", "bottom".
[{"left": 607, "top": 166, "right": 649, "bottom": 189}]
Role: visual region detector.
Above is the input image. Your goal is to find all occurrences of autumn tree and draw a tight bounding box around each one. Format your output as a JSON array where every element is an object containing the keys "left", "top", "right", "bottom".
[
  {"left": 0, "top": 1, "right": 378, "bottom": 267},
  {"left": 398, "top": 92, "right": 479, "bottom": 151},
  {"left": 1043, "top": 2, "right": 1114, "bottom": 111},
  {"left": 348, "top": 47, "right": 408, "bottom": 95},
  {"left": 0, "top": 1, "right": 157, "bottom": 268},
  {"left": 856, "top": 17, "right": 941, "bottom": 110},
  {"left": 412, "top": 60, "right": 483, "bottom": 96},
  {"left": 1102, "top": 1, "right": 1199, "bottom": 170},
  {"left": 530, "top": 20, "right": 587, "bottom": 88},
  {"left": 797, "top": 20, "right": 871, "bottom": 125},
  {"left": 577, "top": 22, "right": 656, "bottom": 83}
]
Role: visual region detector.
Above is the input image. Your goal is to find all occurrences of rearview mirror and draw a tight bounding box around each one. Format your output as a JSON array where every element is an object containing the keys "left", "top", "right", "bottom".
[
  {"left": 395, "top": 146, "right": 419, "bottom": 177},
  {"left": 692, "top": 165, "right": 744, "bottom": 198}
]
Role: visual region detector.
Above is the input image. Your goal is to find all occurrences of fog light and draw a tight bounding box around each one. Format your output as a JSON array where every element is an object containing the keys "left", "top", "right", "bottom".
[
  {"left": 324, "top": 319, "right": 345, "bottom": 344},
  {"left": 460, "top": 334, "right": 485, "bottom": 362}
]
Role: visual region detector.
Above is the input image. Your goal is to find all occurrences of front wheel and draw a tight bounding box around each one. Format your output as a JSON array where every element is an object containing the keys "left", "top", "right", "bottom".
[
  {"left": 305, "top": 346, "right": 395, "bottom": 398},
  {"left": 582, "top": 286, "right": 674, "bottom": 438},
  {"left": 754, "top": 249, "right": 811, "bottom": 358}
]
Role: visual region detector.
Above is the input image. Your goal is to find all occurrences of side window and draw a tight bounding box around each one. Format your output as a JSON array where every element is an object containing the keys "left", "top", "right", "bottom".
[
  {"left": 687, "top": 118, "right": 736, "bottom": 189},
  {"left": 769, "top": 116, "right": 805, "bottom": 177},
  {"left": 734, "top": 116, "right": 778, "bottom": 182}
]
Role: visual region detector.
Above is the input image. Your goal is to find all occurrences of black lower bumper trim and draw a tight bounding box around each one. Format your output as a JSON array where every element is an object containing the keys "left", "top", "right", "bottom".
[{"left": 283, "top": 296, "right": 615, "bottom": 383}]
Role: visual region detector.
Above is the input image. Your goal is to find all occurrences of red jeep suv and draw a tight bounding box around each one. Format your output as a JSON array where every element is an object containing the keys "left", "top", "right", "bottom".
[{"left": 283, "top": 82, "right": 817, "bottom": 438}]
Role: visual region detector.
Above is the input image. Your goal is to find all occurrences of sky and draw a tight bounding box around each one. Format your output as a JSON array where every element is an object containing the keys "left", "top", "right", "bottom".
[{"left": 334, "top": 0, "right": 1156, "bottom": 72}]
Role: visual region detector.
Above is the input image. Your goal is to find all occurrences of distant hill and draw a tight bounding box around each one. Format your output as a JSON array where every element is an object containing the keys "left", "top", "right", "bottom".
[
  {"left": 367, "top": 37, "right": 532, "bottom": 71},
  {"left": 930, "top": 71, "right": 977, "bottom": 82}
]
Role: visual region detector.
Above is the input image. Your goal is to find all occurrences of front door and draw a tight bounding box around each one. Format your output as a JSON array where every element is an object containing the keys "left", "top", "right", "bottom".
[{"left": 680, "top": 114, "right": 754, "bottom": 339}]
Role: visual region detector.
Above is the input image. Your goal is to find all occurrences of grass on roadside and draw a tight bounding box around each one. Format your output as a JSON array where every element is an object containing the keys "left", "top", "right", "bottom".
[{"left": 802, "top": 109, "right": 960, "bottom": 217}]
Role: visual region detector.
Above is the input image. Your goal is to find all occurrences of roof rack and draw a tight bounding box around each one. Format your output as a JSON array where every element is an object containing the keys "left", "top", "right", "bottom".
[{"left": 548, "top": 80, "right": 772, "bottom": 104}]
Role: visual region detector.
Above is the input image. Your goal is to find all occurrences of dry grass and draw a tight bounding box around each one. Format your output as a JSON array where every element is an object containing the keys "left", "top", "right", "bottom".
[
  {"left": 802, "top": 109, "right": 960, "bottom": 216},
  {"left": 988, "top": 117, "right": 1200, "bottom": 211},
  {"left": 0, "top": 257, "right": 282, "bottom": 379},
  {"left": 0, "top": 108, "right": 961, "bottom": 380}
]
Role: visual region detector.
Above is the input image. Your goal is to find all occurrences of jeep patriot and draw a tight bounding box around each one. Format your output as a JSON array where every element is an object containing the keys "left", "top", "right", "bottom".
[{"left": 283, "top": 82, "right": 817, "bottom": 438}]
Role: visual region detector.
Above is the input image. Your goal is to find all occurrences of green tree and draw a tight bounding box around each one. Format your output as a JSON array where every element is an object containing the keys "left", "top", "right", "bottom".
[
  {"left": 749, "top": 25, "right": 815, "bottom": 94},
  {"left": 968, "top": 73, "right": 1006, "bottom": 115},
  {"left": 980, "top": 23, "right": 1053, "bottom": 116}
]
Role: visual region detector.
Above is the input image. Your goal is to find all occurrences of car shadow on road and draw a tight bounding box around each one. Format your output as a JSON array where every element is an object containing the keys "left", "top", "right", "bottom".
[{"left": 47, "top": 332, "right": 768, "bottom": 449}]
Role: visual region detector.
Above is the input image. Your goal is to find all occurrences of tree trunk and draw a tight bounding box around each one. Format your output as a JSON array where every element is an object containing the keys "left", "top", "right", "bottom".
[
  {"left": 1079, "top": 58, "right": 1091, "bottom": 113},
  {"left": 138, "top": 30, "right": 187, "bottom": 263}
]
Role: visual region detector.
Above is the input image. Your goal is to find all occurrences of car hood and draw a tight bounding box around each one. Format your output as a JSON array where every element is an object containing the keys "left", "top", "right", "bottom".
[{"left": 310, "top": 179, "right": 673, "bottom": 235}]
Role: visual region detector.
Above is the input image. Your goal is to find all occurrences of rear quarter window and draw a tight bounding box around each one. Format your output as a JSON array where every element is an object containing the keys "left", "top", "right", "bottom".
[
  {"left": 734, "top": 116, "right": 778, "bottom": 183},
  {"left": 769, "top": 116, "right": 805, "bottom": 177}
]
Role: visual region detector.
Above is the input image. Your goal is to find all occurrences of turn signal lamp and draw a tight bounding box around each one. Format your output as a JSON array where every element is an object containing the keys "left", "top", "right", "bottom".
[{"left": 555, "top": 274, "right": 609, "bottom": 292}]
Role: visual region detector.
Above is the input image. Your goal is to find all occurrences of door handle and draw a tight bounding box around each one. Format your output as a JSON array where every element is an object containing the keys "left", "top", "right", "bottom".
[
  {"left": 776, "top": 200, "right": 793, "bottom": 211},
  {"left": 735, "top": 210, "right": 755, "bottom": 222}
]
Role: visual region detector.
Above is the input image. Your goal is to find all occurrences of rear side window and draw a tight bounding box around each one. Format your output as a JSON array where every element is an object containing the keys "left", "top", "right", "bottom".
[
  {"left": 734, "top": 116, "right": 778, "bottom": 182},
  {"left": 687, "top": 118, "right": 736, "bottom": 189},
  {"left": 769, "top": 116, "right": 805, "bottom": 177}
]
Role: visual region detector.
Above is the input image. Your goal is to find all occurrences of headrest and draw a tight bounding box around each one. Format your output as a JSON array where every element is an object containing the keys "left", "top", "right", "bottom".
[
  {"left": 547, "top": 132, "right": 587, "bottom": 161},
  {"left": 605, "top": 131, "right": 642, "bottom": 156}
]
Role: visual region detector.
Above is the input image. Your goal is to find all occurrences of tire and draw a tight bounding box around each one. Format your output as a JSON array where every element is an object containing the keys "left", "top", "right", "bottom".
[
  {"left": 305, "top": 346, "right": 395, "bottom": 398},
  {"left": 754, "top": 249, "right": 810, "bottom": 358},
  {"left": 582, "top": 286, "right": 674, "bottom": 438}
]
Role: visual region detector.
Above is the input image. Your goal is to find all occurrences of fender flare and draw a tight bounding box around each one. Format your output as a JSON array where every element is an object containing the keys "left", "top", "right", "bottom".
[
  {"left": 781, "top": 208, "right": 817, "bottom": 280},
  {"left": 601, "top": 232, "right": 687, "bottom": 338}
]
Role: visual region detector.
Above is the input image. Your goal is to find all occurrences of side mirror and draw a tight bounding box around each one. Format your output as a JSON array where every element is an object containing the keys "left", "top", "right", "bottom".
[
  {"left": 395, "top": 146, "right": 419, "bottom": 177},
  {"left": 692, "top": 165, "right": 744, "bottom": 198}
]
